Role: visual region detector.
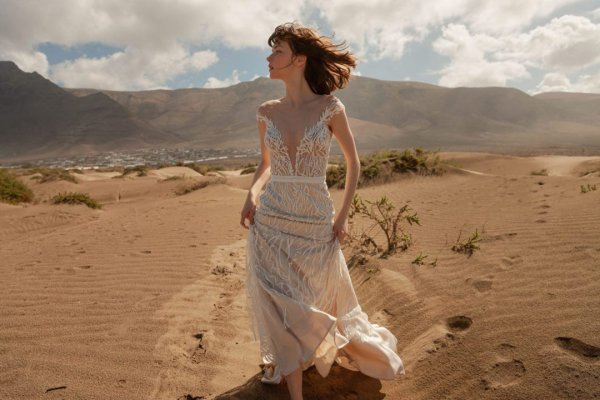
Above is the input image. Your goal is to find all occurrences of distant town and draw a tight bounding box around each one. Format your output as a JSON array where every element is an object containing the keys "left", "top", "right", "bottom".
[{"left": 0, "top": 147, "right": 261, "bottom": 169}]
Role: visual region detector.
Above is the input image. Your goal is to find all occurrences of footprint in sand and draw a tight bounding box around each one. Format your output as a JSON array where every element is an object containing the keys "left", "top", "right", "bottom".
[
  {"left": 554, "top": 337, "right": 600, "bottom": 362},
  {"left": 481, "top": 233, "right": 518, "bottom": 243},
  {"left": 468, "top": 278, "right": 493, "bottom": 293},
  {"left": 193, "top": 331, "right": 207, "bottom": 351},
  {"left": 480, "top": 359, "right": 526, "bottom": 390},
  {"left": 500, "top": 255, "right": 522, "bottom": 269},
  {"left": 497, "top": 343, "right": 517, "bottom": 357},
  {"left": 446, "top": 315, "right": 473, "bottom": 332},
  {"left": 426, "top": 316, "right": 473, "bottom": 354}
]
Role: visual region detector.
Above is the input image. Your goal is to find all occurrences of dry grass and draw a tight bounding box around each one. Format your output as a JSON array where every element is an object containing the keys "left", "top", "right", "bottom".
[
  {"left": 50, "top": 192, "right": 102, "bottom": 209},
  {"left": 0, "top": 168, "right": 35, "bottom": 204},
  {"left": 173, "top": 177, "right": 227, "bottom": 195},
  {"left": 327, "top": 147, "right": 446, "bottom": 189}
]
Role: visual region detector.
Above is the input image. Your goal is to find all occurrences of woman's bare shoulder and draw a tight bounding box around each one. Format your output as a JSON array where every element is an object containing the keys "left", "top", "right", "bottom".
[{"left": 257, "top": 99, "right": 282, "bottom": 116}]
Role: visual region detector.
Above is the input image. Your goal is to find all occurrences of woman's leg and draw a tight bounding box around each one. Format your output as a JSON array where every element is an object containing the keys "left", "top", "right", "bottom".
[{"left": 284, "top": 367, "right": 303, "bottom": 400}]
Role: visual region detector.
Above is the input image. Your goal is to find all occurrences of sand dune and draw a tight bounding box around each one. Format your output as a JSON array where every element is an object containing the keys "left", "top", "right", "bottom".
[{"left": 1, "top": 152, "right": 599, "bottom": 399}]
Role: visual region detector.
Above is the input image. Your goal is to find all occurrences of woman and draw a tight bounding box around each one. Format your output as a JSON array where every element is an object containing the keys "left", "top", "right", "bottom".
[{"left": 240, "top": 21, "right": 405, "bottom": 400}]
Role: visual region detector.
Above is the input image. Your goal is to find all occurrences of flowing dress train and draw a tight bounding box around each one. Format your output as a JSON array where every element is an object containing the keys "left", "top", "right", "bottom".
[{"left": 246, "top": 95, "right": 405, "bottom": 384}]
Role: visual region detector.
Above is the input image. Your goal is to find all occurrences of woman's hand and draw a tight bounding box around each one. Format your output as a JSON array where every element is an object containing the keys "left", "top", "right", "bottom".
[
  {"left": 240, "top": 195, "right": 257, "bottom": 229},
  {"left": 332, "top": 217, "right": 349, "bottom": 244}
]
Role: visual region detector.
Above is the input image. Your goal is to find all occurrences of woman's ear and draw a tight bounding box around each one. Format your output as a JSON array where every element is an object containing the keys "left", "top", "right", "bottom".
[{"left": 293, "top": 53, "right": 307, "bottom": 68}]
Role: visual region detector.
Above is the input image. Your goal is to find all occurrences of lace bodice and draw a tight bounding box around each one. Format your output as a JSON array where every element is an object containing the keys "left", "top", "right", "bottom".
[{"left": 256, "top": 96, "right": 345, "bottom": 177}]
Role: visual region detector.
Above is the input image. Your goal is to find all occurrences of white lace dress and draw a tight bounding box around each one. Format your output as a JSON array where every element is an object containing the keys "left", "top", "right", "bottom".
[{"left": 246, "top": 95, "right": 405, "bottom": 384}]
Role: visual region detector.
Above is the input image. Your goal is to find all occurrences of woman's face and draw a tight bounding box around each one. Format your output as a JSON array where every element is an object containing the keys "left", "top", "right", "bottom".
[{"left": 266, "top": 39, "right": 303, "bottom": 79}]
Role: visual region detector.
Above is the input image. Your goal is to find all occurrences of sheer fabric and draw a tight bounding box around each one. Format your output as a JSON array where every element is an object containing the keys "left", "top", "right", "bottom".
[{"left": 246, "top": 95, "right": 405, "bottom": 384}]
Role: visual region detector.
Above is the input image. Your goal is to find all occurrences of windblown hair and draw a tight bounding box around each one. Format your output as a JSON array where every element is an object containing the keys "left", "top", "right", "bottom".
[{"left": 268, "top": 21, "right": 357, "bottom": 95}]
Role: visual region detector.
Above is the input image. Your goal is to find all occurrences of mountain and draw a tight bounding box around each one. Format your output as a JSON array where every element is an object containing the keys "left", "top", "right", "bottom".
[
  {"left": 0, "top": 61, "right": 183, "bottom": 161},
  {"left": 67, "top": 76, "right": 600, "bottom": 156},
  {"left": 1, "top": 60, "right": 599, "bottom": 163}
]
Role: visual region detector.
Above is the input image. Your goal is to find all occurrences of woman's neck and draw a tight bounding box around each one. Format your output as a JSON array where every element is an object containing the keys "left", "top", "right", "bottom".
[{"left": 282, "top": 73, "right": 321, "bottom": 108}]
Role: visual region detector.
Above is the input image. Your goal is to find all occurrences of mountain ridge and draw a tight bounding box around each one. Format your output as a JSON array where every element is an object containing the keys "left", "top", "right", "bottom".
[{"left": 1, "top": 60, "right": 599, "bottom": 162}]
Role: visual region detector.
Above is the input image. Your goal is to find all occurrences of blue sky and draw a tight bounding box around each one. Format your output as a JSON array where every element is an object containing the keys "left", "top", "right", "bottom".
[{"left": 1, "top": 0, "right": 599, "bottom": 94}]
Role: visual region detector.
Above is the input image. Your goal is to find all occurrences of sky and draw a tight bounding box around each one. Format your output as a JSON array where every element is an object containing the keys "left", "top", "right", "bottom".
[{"left": 1, "top": 0, "right": 599, "bottom": 94}]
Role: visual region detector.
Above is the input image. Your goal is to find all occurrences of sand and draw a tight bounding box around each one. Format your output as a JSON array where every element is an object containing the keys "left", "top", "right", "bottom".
[{"left": 1, "top": 153, "right": 599, "bottom": 399}]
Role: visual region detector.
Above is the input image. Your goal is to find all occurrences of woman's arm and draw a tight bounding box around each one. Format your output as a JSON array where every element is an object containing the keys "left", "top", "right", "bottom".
[
  {"left": 330, "top": 106, "right": 360, "bottom": 223},
  {"left": 248, "top": 114, "right": 272, "bottom": 202},
  {"left": 240, "top": 110, "right": 271, "bottom": 229}
]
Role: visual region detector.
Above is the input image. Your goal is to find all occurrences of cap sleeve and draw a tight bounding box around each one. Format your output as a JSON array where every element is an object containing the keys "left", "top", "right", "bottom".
[
  {"left": 256, "top": 111, "right": 268, "bottom": 124},
  {"left": 324, "top": 96, "right": 345, "bottom": 123},
  {"left": 256, "top": 104, "right": 270, "bottom": 124}
]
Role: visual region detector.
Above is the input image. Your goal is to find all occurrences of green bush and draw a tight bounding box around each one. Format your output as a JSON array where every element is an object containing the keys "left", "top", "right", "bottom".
[
  {"left": 451, "top": 228, "right": 482, "bottom": 257},
  {"left": 0, "top": 168, "right": 34, "bottom": 204},
  {"left": 531, "top": 168, "right": 548, "bottom": 176},
  {"left": 241, "top": 165, "right": 257, "bottom": 175},
  {"left": 51, "top": 192, "right": 102, "bottom": 209},
  {"left": 346, "top": 193, "right": 421, "bottom": 258},
  {"left": 185, "top": 163, "right": 225, "bottom": 175},
  {"left": 28, "top": 167, "right": 78, "bottom": 183},
  {"left": 326, "top": 163, "right": 346, "bottom": 189},
  {"left": 122, "top": 165, "right": 148, "bottom": 177},
  {"left": 326, "top": 148, "right": 445, "bottom": 189},
  {"left": 174, "top": 177, "right": 227, "bottom": 195}
]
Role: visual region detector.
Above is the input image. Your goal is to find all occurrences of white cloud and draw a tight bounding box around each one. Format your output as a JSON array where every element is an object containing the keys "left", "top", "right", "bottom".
[
  {"left": 500, "top": 15, "right": 600, "bottom": 71},
  {"left": 0, "top": 46, "right": 50, "bottom": 77},
  {"left": 50, "top": 46, "right": 218, "bottom": 90},
  {"left": 203, "top": 69, "right": 240, "bottom": 88},
  {"left": 535, "top": 72, "right": 573, "bottom": 92},
  {"left": 431, "top": 13, "right": 600, "bottom": 88},
  {"left": 0, "top": 0, "right": 306, "bottom": 89},
  {"left": 535, "top": 71, "right": 600, "bottom": 93},
  {"left": 433, "top": 24, "right": 529, "bottom": 87},
  {"left": 0, "top": 0, "right": 306, "bottom": 49},
  {"left": 315, "top": 0, "right": 583, "bottom": 60},
  {"left": 460, "top": 0, "right": 581, "bottom": 34},
  {"left": 1, "top": 0, "right": 597, "bottom": 92}
]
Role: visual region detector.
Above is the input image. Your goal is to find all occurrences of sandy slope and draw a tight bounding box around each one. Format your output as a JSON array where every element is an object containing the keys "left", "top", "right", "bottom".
[{"left": 1, "top": 153, "right": 599, "bottom": 399}]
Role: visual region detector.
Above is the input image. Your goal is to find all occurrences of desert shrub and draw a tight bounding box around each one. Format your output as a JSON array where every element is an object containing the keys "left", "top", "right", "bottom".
[
  {"left": 174, "top": 177, "right": 227, "bottom": 195},
  {"left": 362, "top": 164, "right": 380, "bottom": 180},
  {"left": 578, "top": 169, "right": 600, "bottom": 177},
  {"left": 96, "top": 166, "right": 125, "bottom": 173},
  {"left": 241, "top": 165, "right": 257, "bottom": 175},
  {"left": 121, "top": 165, "right": 149, "bottom": 177},
  {"left": 345, "top": 193, "right": 421, "bottom": 259},
  {"left": 531, "top": 169, "right": 548, "bottom": 176},
  {"left": 451, "top": 228, "right": 482, "bottom": 257},
  {"left": 28, "top": 167, "right": 78, "bottom": 183},
  {"left": 581, "top": 183, "right": 597, "bottom": 193},
  {"left": 180, "top": 163, "right": 226, "bottom": 175},
  {"left": 326, "top": 148, "right": 445, "bottom": 189},
  {"left": 326, "top": 163, "right": 347, "bottom": 189},
  {"left": 50, "top": 191, "right": 102, "bottom": 209},
  {"left": 0, "top": 168, "right": 35, "bottom": 204},
  {"left": 160, "top": 175, "right": 185, "bottom": 182}
]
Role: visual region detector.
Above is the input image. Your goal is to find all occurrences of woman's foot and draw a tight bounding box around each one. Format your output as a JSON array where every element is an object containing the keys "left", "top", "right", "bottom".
[{"left": 284, "top": 367, "right": 303, "bottom": 400}]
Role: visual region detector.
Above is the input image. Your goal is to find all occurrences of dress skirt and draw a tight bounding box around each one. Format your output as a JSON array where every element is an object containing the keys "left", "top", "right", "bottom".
[{"left": 246, "top": 174, "right": 405, "bottom": 383}]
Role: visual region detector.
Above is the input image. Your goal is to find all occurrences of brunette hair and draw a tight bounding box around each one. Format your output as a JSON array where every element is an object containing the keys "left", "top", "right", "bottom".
[{"left": 268, "top": 21, "right": 357, "bottom": 95}]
